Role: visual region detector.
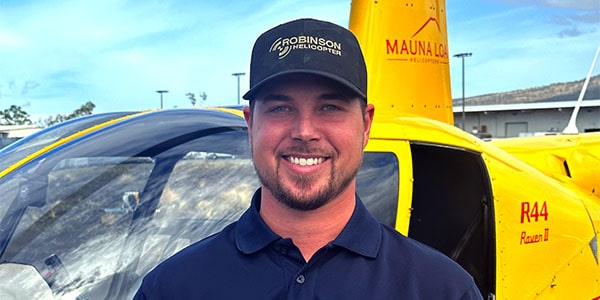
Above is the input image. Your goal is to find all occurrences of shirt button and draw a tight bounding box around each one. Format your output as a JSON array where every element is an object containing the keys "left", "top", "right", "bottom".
[{"left": 296, "top": 275, "right": 305, "bottom": 284}]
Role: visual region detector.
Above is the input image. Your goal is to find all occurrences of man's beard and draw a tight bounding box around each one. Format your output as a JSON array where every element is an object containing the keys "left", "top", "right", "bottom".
[{"left": 254, "top": 153, "right": 360, "bottom": 211}]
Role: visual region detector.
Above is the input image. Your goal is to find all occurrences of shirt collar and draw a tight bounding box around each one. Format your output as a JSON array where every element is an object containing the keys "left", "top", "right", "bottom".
[
  {"left": 235, "top": 189, "right": 281, "bottom": 254},
  {"left": 235, "top": 188, "right": 382, "bottom": 258},
  {"left": 331, "top": 196, "right": 382, "bottom": 258}
]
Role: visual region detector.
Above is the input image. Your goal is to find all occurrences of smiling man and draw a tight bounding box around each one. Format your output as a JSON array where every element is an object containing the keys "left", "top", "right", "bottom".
[
  {"left": 245, "top": 73, "right": 372, "bottom": 262},
  {"left": 134, "top": 18, "right": 483, "bottom": 299}
]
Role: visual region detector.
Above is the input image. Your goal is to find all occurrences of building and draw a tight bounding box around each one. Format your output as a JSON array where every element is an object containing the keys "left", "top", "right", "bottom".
[
  {"left": 453, "top": 99, "right": 600, "bottom": 138},
  {"left": 0, "top": 124, "right": 42, "bottom": 148}
]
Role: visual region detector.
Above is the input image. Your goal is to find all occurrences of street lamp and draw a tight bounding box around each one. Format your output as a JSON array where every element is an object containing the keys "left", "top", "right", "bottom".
[
  {"left": 232, "top": 72, "right": 246, "bottom": 105},
  {"left": 156, "top": 90, "right": 168, "bottom": 109},
  {"left": 453, "top": 52, "right": 472, "bottom": 130}
]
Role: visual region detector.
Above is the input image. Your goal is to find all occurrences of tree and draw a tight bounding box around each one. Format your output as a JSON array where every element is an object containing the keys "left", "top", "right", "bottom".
[
  {"left": 186, "top": 92, "right": 207, "bottom": 108},
  {"left": 41, "top": 101, "right": 96, "bottom": 127},
  {"left": 186, "top": 93, "right": 196, "bottom": 107},
  {"left": 199, "top": 92, "right": 207, "bottom": 105},
  {"left": 0, "top": 105, "right": 32, "bottom": 125},
  {"left": 68, "top": 101, "right": 95, "bottom": 118}
]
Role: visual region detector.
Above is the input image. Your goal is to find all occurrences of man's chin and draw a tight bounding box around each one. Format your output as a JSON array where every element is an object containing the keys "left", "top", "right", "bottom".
[
  {"left": 272, "top": 185, "right": 335, "bottom": 211},
  {"left": 277, "top": 196, "right": 330, "bottom": 211}
]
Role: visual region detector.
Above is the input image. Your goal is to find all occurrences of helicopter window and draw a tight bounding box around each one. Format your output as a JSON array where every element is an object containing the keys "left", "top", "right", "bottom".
[
  {"left": 133, "top": 153, "right": 258, "bottom": 274},
  {"left": 156, "top": 154, "right": 256, "bottom": 222},
  {"left": 1, "top": 156, "right": 155, "bottom": 289},
  {"left": 357, "top": 152, "right": 399, "bottom": 228},
  {"left": 0, "top": 178, "right": 20, "bottom": 220}
]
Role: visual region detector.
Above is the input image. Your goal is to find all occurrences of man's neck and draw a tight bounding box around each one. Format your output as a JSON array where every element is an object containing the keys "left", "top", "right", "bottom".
[{"left": 259, "top": 187, "right": 356, "bottom": 262}]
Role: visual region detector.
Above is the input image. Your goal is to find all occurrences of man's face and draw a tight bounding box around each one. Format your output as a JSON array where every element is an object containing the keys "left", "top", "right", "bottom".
[{"left": 243, "top": 74, "right": 374, "bottom": 211}]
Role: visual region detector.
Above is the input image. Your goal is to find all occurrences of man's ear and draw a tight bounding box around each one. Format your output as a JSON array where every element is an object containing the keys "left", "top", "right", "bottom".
[
  {"left": 363, "top": 104, "right": 375, "bottom": 148},
  {"left": 243, "top": 106, "right": 253, "bottom": 145},
  {"left": 243, "top": 106, "right": 252, "bottom": 127}
]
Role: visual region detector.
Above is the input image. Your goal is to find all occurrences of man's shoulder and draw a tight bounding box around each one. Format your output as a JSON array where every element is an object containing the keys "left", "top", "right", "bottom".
[
  {"left": 171, "top": 221, "right": 237, "bottom": 260},
  {"left": 134, "top": 221, "right": 253, "bottom": 299},
  {"left": 375, "top": 225, "right": 482, "bottom": 298},
  {"left": 147, "top": 221, "right": 239, "bottom": 277},
  {"left": 380, "top": 225, "right": 433, "bottom": 253},
  {"left": 379, "top": 224, "right": 474, "bottom": 278}
]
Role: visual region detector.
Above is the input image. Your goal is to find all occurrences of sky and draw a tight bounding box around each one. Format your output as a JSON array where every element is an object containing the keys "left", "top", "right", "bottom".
[{"left": 0, "top": 0, "right": 598, "bottom": 122}]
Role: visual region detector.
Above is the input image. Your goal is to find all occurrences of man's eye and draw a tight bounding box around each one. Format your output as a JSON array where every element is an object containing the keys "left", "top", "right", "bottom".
[
  {"left": 322, "top": 104, "right": 340, "bottom": 111},
  {"left": 270, "top": 106, "right": 289, "bottom": 113}
]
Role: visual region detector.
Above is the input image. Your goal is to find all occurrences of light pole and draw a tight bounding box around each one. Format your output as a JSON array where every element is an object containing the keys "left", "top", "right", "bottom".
[
  {"left": 453, "top": 52, "right": 472, "bottom": 130},
  {"left": 232, "top": 72, "right": 246, "bottom": 105},
  {"left": 156, "top": 90, "right": 168, "bottom": 109}
]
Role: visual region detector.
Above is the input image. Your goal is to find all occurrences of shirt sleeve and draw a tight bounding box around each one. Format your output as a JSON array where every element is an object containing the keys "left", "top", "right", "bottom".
[
  {"left": 461, "top": 282, "right": 485, "bottom": 300},
  {"left": 132, "top": 270, "right": 160, "bottom": 300}
]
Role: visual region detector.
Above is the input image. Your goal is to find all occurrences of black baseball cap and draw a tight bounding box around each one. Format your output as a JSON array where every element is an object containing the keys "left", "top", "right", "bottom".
[{"left": 242, "top": 18, "right": 367, "bottom": 101}]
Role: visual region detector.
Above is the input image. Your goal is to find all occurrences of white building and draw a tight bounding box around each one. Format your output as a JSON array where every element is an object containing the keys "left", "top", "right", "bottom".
[
  {"left": 453, "top": 99, "right": 600, "bottom": 138},
  {"left": 0, "top": 124, "right": 42, "bottom": 148}
]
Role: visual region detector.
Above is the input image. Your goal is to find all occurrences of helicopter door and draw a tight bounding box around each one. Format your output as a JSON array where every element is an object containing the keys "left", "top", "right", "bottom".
[{"left": 408, "top": 142, "right": 495, "bottom": 297}]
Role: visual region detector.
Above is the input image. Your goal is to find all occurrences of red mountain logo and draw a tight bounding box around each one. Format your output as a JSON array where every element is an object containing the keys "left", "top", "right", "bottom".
[{"left": 412, "top": 17, "right": 441, "bottom": 38}]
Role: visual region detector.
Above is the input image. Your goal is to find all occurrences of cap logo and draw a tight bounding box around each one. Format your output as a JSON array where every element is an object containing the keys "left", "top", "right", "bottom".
[{"left": 269, "top": 35, "right": 342, "bottom": 59}]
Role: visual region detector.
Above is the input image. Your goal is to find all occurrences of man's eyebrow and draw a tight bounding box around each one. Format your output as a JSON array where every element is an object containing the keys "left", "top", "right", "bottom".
[
  {"left": 258, "top": 92, "right": 354, "bottom": 102},
  {"left": 259, "top": 94, "right": 292, "bottom": 102},
  {"left": 319, "top": 92, "right": 354, "bottom": 102}
]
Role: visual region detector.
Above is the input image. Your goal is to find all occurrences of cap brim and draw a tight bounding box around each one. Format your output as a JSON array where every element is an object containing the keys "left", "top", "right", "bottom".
[{"left": 242, "top": 70, "right": 366, "bottom": 101}]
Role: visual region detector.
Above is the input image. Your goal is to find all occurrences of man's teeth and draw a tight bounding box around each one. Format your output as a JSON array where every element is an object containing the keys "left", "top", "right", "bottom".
[{"left": 287, "top": 156, "right": 324, "bottom": 166}]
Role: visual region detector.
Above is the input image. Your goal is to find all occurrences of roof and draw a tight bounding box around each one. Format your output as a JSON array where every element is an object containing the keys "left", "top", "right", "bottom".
[
  {"left": 453, "top": 99, "right": 600, "bottom": 113},
  {"left": 0, "top": 125, "right": 42, "bottom": 138}
]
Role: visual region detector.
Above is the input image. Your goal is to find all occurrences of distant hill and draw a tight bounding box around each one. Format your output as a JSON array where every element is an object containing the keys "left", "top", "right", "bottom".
[{"left": 453, "top": 74, "right": 600, "bottom": 106}]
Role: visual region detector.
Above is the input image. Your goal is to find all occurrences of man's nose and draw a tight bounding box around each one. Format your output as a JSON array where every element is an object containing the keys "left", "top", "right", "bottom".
[{"left": 292, "top": 114, "right": 320, "bottom": 142}]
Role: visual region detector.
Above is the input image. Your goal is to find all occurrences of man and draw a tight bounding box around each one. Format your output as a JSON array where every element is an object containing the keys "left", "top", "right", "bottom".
[{"left": 134, "top": 18, "right": 483, "bottom": 299}]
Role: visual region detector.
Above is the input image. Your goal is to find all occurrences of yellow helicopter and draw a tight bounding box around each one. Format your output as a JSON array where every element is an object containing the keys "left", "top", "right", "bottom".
[{"left": 350, "top": 0, "right": 600, "bottom": 298}]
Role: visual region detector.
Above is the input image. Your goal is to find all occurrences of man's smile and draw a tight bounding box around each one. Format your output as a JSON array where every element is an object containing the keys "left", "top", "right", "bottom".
[{"left": 284, "top": 156, "right": 327, "bottom": 166}]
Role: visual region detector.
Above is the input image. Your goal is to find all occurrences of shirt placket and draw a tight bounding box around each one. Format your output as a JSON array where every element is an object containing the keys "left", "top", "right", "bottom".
[{"left": 285, "top": 243, "right": 333, "bottom": 300}]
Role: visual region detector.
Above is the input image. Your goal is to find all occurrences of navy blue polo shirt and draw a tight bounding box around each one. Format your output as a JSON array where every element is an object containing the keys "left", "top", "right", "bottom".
[{"left": 134, "top": 189, "right": 483, "bottom": 299}]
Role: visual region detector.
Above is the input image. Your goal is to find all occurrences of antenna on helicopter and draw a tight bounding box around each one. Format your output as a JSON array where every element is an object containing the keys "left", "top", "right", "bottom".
[{"left": 563, "top": 45, "right": 600, "bottom": 134}]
